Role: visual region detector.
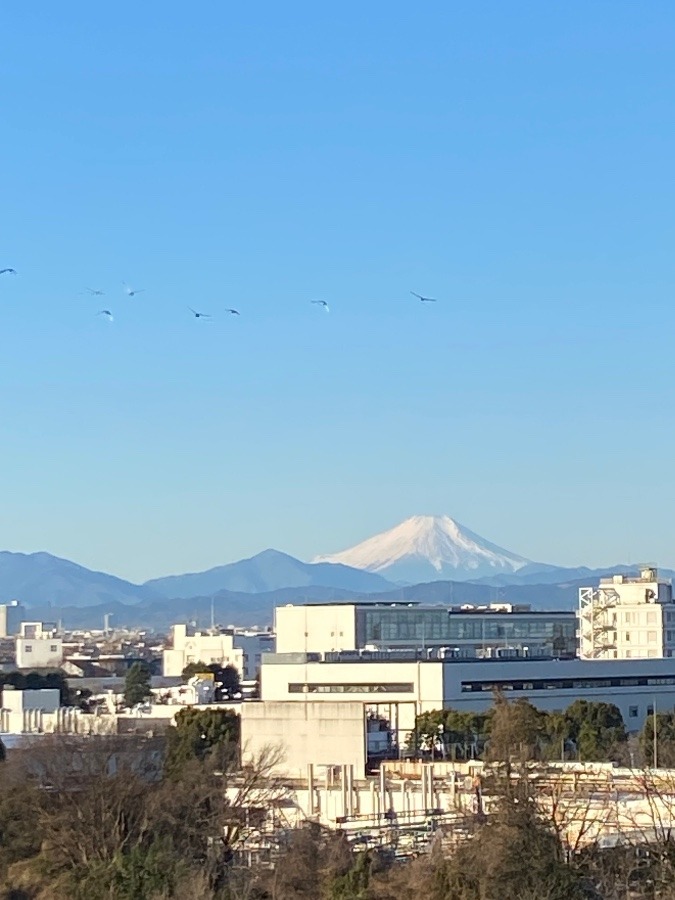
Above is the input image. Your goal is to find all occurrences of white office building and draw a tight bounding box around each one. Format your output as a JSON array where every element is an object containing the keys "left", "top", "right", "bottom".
[
  {"left": 260, "top": 651, "right": 675, "bottom": 736},
  {"left": 275, "top": 602, "right": 577, "bottom": 659},
  {"left": 579, "top": 567, "right": 675, "bottom": 660},
  {"left": 162, "top": 624, "right": 275, "bottom": 679}
]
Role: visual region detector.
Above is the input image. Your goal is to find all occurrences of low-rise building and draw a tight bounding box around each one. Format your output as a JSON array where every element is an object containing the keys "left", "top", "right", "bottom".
[
  {"left": 260, "top": 650, "right": 675, "bottom": 735},
  {"left": 15, "top": 622, "right": 63, "bottom": 669},
  {"left": 162, "top": 624, "right": 274, "bottom": 679}
]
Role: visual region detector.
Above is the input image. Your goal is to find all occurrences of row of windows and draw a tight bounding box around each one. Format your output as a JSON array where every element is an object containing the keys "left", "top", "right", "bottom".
[
  {"left": 288, "top": 682, "right": 415, "bottom": 694},
  {"left": 461, "top": 676, "right": 675, "bottom": 693},
  {"left": 23, "top": 645, "right": 59, "bottom": 654},
  {"left": 361, "top": 611, "right": 575, "bottom": 643},
  {"left": 623, "top": 611, "right": 659, "bottom": 625}
]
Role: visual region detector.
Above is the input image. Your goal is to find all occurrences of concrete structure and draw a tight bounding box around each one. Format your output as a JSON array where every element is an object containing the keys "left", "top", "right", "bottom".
[
  {"left": 579, "top": 567, "right": 675, "bottom": 660},
  {"left": 0, "top": 601, "right": 25, "bottom": 638},
  {"left": 260, "top": 651, "right": 675, "bottom": 737},
  {"left": 162, "top": 624, "right": 274, "bottom": 679},
  {"left": 15, "top": 622, "right": 63, "bottom": 669},
  {"left": 226, "top": 759, "right": 675, "bottom": 859},
  {"left": 0, "top": 687, "right": 109, "bottom": 736},
  {"left": 275, "top": 602, "right": 577, "bottom": 659},
  {"left": 242, "top": 701, "right": 369, "bottom": 777}
]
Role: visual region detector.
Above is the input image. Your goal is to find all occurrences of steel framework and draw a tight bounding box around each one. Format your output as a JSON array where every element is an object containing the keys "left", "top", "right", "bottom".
[{"left": 579, "top": 585, "right": 621, "bottom": 658}]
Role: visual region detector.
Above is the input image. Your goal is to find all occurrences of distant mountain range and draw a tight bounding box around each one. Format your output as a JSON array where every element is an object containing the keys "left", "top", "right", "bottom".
[
  {"left": 0, "top": 551, "right": 159, "bottom": 609},
  {"left": 144, "top": 548, "right": 394, "bottom": 598},
  {"left": 1, "top": 515, "right": 672, "bottom": 631}
]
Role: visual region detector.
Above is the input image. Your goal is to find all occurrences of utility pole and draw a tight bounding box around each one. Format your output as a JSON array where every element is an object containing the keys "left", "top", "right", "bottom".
[{"left": 653, "top": 696, "right": 658, "bottom": 769}]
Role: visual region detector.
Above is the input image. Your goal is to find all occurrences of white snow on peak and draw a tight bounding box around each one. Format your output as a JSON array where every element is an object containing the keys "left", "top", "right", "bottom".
[{"left": 314, "top": 515, "right": 529, "bottom": 577}]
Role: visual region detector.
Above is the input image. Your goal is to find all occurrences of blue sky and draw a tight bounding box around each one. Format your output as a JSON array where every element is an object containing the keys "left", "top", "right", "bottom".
[{"left": 2, "top": 2, "right": 675, "bottom": 582}]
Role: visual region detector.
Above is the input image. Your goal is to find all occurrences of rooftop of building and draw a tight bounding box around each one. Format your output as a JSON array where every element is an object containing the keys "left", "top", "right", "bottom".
[
  {"left": 280, "top": 601, "right": 573, "bottom": 616},
  {"left": 598, "top": 566, "right": 671, "bottom": 586}
]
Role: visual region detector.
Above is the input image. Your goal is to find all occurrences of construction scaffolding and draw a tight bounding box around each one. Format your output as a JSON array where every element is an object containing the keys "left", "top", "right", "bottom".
[{"left": 579, "top": 584, "right": 620, "bottom": 659}]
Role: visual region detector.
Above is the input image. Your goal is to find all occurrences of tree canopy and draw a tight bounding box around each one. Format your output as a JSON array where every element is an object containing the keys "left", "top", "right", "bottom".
[
  {"left": 413, "top": 696, "right": 629, "bottom": 764},
  {"left": 122, "top": 661, "right": 153, "bottom": 708},
  {"left": 165, "top": 707, "right": 240, "bottom": 778}
]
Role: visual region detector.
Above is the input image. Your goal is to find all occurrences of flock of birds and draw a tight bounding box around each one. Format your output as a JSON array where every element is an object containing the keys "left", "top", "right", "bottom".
[{"left": 0, "top": 268, "right": 438, "bottom": 323}]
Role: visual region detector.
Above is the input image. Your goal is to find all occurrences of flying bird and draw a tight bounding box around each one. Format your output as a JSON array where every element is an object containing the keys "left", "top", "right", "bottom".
[
  {"left": 0, "top": 269, "right": 16, "bottom": 275},
  {"left": 123, "top": 282, "right": 145, "bottom": 297},
  {"left": 225, "top": 308, "right": 240, "bottom": 315},
  {"left": 411, "top": 291, "right": 437, "bottom": 303},
  {"left": 189, "top": 308, "right": 211, "bottom": 318},
  {"left": 311, "top": 300, "right": 330, "bottom": 313},
  {"left": 97, "top": 310, "right": 114, "bottom": 322},
  {"left": 84, "top": 287, "right": 105, "bottom": 296}
]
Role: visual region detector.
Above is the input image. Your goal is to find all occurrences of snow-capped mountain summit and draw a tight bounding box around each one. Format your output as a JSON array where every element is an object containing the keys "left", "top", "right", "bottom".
[{"left": 314, "top": 515, "right": 531, "bottom": 584}]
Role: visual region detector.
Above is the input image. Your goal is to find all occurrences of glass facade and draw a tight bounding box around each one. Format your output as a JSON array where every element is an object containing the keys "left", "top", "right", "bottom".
[{"left": 356, "top": 607, "right": 577, "bottom": 657}]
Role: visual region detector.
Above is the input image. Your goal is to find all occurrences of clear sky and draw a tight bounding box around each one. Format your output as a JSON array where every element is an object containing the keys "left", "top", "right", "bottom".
[{"left": 2, "top": 2, "right": 675, "bottom": 582}]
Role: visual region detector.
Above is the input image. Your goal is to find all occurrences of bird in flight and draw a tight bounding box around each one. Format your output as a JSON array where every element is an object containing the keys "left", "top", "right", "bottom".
[
  {"left": 189, "top": 308, "right": 211, "bottom": 318},
  {"left": 84, "top": 287, "right": 105, "bottom": 296},
  {"left": 311, "top": 300, "right": 330, "bottom": 313},
  {"left": 411, "top": 291, "right": 437, "bottom": 303},
  {"left": 123, "top": 282, "right": 145, "bottom": 297},
  {"left": 0, "top": 268, "right": 16, "bottom": 276},
  {"left": 225, "top": 308, "right": 240, "bottom": 315},
  {"left": 97, "top": 310, "right": 114, "bottom": 322}
]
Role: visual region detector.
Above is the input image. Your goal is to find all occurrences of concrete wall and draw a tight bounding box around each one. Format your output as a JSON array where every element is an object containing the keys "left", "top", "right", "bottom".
[
  {"left": 274, "top": 605, "right": 357, "bottom": 654},
  {"left": 16, "top": 637, "right": 63, "bottom": 669},
  {"left": 241, "top": 700, "right": 367, "bottom": 777}
]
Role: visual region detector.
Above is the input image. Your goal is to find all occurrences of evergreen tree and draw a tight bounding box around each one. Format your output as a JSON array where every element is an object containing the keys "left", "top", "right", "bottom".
[
  {"left": 122, "top": 662, "right": 153, "bottom": 708},
  {"left": 165, "top": 707, "right": 240, "bottom": 777}
]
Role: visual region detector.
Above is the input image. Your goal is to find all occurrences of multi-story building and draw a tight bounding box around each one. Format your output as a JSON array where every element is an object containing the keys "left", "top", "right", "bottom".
[
  {"left": 259, "top": 650, "right": 675, "bottom": 735},
  {"left": 162, "top": 625, "right": 275, "bottom": 679},
  {"left": 15, "top": 622, "right": 63, "bottom": 669},
  {"left": 579, "top": 567, "right": 675, "bottom": 660},
  {"left": 0, "top": 601, "right": 25, "bottom": 638},
  {"left": 275, "top": 602, "right": 577, "bottom": 659}
]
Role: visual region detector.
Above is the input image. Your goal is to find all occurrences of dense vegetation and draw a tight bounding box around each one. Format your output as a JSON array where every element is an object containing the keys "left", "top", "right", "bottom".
[
  {"left": 413, "top": 695, "right": 630, "bottom": 763},
  {"left": 2, "top": 692, "right": 675, "bottom": 897}
]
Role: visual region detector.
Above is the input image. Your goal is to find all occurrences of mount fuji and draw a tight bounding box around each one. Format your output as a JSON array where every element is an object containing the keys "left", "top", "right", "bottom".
[{"left": 314, "top": 515, "right": 532, "bottom": 584}]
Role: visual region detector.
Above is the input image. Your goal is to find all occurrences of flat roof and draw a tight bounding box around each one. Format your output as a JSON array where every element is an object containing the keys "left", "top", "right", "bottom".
[{"left": 279, "top": 602, "right": 574, "bottom": 615}]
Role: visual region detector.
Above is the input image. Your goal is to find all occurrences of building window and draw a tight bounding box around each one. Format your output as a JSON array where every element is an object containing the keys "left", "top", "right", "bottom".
[
  {"left": 50, "top": 645, "right": 58, "bottom": 652},
  {"left": 625, "top": 633, "right": 631, "bottom": 642},
  {"left": 288, "top": 682, "right": 415, "bottom": 694},
  {"left": 648, "top": 631, "right": 658, "bottom": 643},
  {"left": 24, "top": 645, "right": 32, "bottom": 653},
  {"left": 629, "top": 706, "right": 639, "bottom": 718},
  {"left": 647, "top": 612, "right": 657, "bottom": 625},
  {"left": 648, "top": 650, "right": 658, "bottom": 658}
]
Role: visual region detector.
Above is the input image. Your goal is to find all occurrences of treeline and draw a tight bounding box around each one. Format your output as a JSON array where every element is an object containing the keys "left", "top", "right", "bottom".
[
  {"left": 413, "top": 694, "right": 675, "bottom": 767},
  {"left": 0, "top": 708, "right": 243, "bottom": 899},
  {"left": 4, "top": 695, "right": 675, "bottom": 897}
]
